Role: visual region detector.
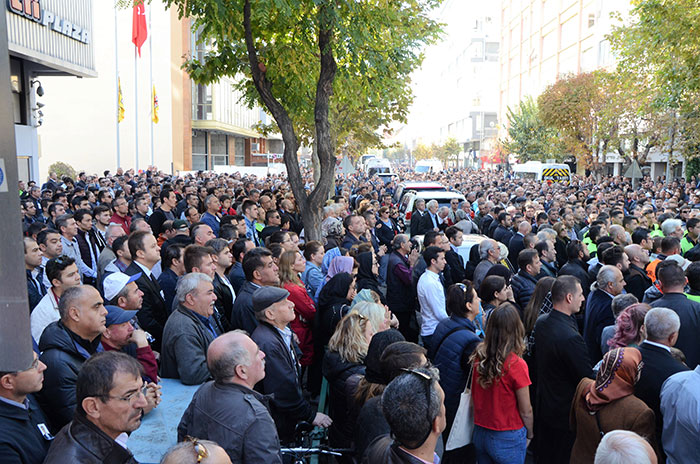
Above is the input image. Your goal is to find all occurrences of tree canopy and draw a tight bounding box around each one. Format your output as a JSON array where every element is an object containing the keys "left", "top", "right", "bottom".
[{"left": 502, "top": 96, "right": 564, "bottom": 163}]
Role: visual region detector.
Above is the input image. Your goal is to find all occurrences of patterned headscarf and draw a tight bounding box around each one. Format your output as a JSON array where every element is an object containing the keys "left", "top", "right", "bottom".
[{"left": 585, "top": 347, "right": 643, "bottom": 411}]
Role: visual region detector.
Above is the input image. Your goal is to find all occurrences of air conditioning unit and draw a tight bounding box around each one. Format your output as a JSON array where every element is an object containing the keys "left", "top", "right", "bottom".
[{"left": 251, "top": 142, "right": 260, "bottom": 152}]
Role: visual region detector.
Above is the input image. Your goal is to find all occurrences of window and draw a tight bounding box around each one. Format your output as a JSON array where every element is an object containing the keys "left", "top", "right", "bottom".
[{"left": 588, "top": 13, "right": 595, "bottom": 28}]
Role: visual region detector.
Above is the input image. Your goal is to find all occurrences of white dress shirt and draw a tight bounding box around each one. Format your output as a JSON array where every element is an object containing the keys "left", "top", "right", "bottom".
[{"left": 417, "top": 269, "right": 447, "bottom": 336}]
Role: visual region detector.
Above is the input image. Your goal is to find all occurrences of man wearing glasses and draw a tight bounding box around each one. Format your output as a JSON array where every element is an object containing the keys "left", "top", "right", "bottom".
[
  {"left": 0, "top": 352, "right": 52, "bottom": 463},
  {"left": 365, "top": 366, "right": 446, "bottom": 463},
  {"left": 43, "top": 352, "right": 146, "bottom": 464}
]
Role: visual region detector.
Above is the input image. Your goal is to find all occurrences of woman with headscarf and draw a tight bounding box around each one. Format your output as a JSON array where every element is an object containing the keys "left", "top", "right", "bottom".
[
  {"left": 323, "top": 219, "right": 345, "bottom": 251},
  {"left": 570, "top": 347, "right": 658, "bottom": 463},
  {"left": 316, "top": 272, "right": 357, "bottom": 350},
  {"left": 355, "top": 251, "right": 386, "bottom": 304},
  {"left": 314, "top": 255, "right": 356, "bottom": 302}
]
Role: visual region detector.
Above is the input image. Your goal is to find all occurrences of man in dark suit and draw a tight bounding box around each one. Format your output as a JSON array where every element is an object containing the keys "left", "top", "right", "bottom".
[
  {"left": 231, "top": 248, "right": 280, "bottom": 334},
  {"left": 532, "top": 276, "right": 593, "bottom": 464},
  {"left": 445, "top": 226, "right": 466, "bottom": 284},
  {"left": 623, "top": 244, "right": 652, "bottom": 302},
  {"left": 583, "top": 265, "right": 626, "bottom": 363},
  {"left": 125, "top": 230, "right": 168, "bottom": 351},
  {"left": 417, "top": 200, "right": 440, "bottom": 236},
  {"left": 409, "top": 198, "right": 428, "bottom": 237},
  {"left": 559, "top": 240, "right": 592, "bottom": 297},
  {"left": 650, "top": 260, "right": 700, "bottom": 369},
  {"left": 507, "top": 221, "right": 530, "bottom": 272},
  {"left": 635, "top": 307, "right": 689, "bottom": 449},
  {"left": 493, "top": 212, "right": 514, "bottom": 246}
]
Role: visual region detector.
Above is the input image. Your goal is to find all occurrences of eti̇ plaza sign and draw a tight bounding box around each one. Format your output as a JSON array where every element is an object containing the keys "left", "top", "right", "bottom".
[{"left": 8, "top": 0, "right": 90, "bottom": 44}]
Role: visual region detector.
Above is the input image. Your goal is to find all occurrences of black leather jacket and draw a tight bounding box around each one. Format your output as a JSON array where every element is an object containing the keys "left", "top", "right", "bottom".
[{"left": 42, "top": 413, "right": 138, "bottom": 464}]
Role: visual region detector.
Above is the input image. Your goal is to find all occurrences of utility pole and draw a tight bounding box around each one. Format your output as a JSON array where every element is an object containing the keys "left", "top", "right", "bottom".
[{"left": 0, "top": 2, "right": 34, "bottom": 371}]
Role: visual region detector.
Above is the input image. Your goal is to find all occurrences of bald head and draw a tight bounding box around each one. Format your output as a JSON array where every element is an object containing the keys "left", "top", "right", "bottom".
[
  {"left": 160, "top": 440, "right": 231, "bottom": 464},
  {"left": 207, "top": 331, "right": 264, "bottom": 388},
  {"left": 625, "top": 244, "right": 649, "bottom": 267},
  {"left": 518, "top": 221, "right": 532, "bottom": 235}
]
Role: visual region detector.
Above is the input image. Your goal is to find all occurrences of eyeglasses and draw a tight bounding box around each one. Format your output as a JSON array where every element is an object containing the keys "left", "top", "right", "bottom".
[
  {"left": 97, "top": 381, "right": 148, "bottom": 405},
  {"left": 400, "top": 368, "right": 434, "bottom": 447},
  {"left": 184, "top": 436, "right": 209, "bottom": 463}
]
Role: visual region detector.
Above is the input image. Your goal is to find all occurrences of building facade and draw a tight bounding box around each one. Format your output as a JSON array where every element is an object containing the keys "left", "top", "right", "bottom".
[{"left": 26, "top": 1, "right": 280, "bottom": 182}]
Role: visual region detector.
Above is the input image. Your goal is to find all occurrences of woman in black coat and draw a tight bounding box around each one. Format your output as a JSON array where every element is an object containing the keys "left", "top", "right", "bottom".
[
  {"left": 355, "top": 252, "right": 386, "bottom": 304},
  {"left": 316, "top": 272, "right": 357, "bottom": 349}
]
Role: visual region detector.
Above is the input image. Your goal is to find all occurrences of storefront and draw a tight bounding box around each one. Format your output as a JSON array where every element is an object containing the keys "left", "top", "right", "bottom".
[{"left": 7, "top": 0, "right": 95, "bottom": 181}]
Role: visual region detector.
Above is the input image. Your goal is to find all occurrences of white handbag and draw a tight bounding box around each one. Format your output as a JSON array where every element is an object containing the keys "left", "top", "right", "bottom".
[{"left": 445, "top": 363, "right": 475, "bottom": 451}]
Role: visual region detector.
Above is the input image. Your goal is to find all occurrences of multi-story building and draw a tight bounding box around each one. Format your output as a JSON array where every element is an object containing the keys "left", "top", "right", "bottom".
[
  {"left": 498, "top": 0, "right": 682, "bottom": 178},
  {"left": 29, "top": 1, "right": 280, "bottom": 182},
  {"left": 401, "top": 0, "right": 500, "bottom": 168}
]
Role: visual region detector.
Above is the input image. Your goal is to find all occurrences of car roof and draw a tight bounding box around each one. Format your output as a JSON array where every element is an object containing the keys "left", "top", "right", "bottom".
[
  {"left": 399, "top": 182, "right": 445, "bottom": 188},
  {"left": 412, "top": 190, "right": 465, "bottom": 199}
]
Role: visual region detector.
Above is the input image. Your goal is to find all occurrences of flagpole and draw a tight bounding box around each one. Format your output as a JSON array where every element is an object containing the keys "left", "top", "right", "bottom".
[
  {"left": 114, "top": 6, "right": 120, "bottom": 169},
  {"left": 148, "top": 4, "right": 154, "bottom": 168},
  {"left": 134, "top": 46, "right": 139, "bottom": 171}
]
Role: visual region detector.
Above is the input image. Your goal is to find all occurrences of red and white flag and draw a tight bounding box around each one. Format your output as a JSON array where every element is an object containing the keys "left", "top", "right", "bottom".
[{"left": 132, "top": 1, "right": 147, "bottom": 57}]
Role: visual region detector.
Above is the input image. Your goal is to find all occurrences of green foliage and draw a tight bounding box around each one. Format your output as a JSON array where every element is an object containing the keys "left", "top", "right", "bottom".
[
  {"left": 502, "top": 96, "right": 563, "bottom": 162},
  {"left": 164, "top": 0, "right": 442, "bottom": 155},
  {"left": 412, "top": 143, "right": 433, "bottom": 161},
  {"left": 48, "top": 162, "right": 76, "bottom": 180},
  {"left": 686, "top": 157, "right": 700, "bottom": 181}
]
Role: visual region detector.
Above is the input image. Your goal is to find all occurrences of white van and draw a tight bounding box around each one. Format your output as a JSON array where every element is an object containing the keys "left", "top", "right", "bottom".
[
  {"left": 365, "top": 158, "right": 393, "bottom": 176},
  {"left": 357, "top": 154, "right": 377, "bottom": 171},
  {"left": 511, "top": 161, "right": 571, "bottom": 182},
  {"left": 415, "top": 159, "right": 443, "bottom": 174}
]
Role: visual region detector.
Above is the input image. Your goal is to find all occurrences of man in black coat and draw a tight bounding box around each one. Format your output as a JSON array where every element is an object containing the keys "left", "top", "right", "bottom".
[
  {"left": 409, "top": 199, "right": 428, "bottom": 237},
  {"left": 583, "top": 265, "right": 626, "bottom": 363},
  {"left": 623, "top": 244, "right": 652, "bottom": 302},
  {"left": 493, "top": 212, "right": 514, "bottom": 247},
  {"left": 532, "top": 276, "right": 593, "bottom": 464},
  {"left": 0, "top": 352, "right": 53, "bottom": 463},
  {"left": 250, "top": 287, "right": 331, "bottom": 444},
  {"left": 508, "top": 221, "right": 531, "bottom": 273},
  {"left": 558, "top": 240, "right": 592, "bottom": 298},
  {"left": 231, "top": 248, "right": 280, "bottom": 334},
  {"left": 511, "top": 249, "right": 541, "bottom": 313},
  {"left": 417, "top": 200, "right": 441, "bottom": 236},
  {"left": 650, "top": 260, "right": 700, "bottom": 369},
  {"left": 386, "top": 235, "right": 420, "bottom": 342},
  {"left": 37, "top": 285, "right": 108, "bottom": 432},
  {"left": 444, "top": 226, "right": 466, "bottom": 285},
  {"left": 125, "top": 231, "right": 168, "bottom": 351},
  {"left": 634, "top": 307, "right": 689, "bottom": 448}
]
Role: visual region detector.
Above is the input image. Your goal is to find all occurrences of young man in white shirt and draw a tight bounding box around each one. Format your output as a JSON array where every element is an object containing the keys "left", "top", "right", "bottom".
[{"left": 417, "top": 246, "right": 447, "bottom": 356}]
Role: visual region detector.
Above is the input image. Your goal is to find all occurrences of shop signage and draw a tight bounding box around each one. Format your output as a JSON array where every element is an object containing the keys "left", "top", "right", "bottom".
[{"left": 8, "top": 0, "right": 90, "bottom": 44}]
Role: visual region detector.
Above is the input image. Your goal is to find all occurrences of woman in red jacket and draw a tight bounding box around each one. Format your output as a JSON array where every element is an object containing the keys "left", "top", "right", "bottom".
[{"left": 279, "top": 250, "right": 316, "bottom": 367}]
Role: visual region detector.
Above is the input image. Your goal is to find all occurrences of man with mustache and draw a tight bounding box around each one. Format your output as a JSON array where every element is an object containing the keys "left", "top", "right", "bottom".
[{"left": 43, "top": 352, "right": 147, "bottom": 464}]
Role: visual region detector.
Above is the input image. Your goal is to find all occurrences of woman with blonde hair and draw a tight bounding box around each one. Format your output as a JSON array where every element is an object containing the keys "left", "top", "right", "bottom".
[
  {"left": 322, "top": 311, "right": 375, "bottom": 451},
  {"left": 470, "top": 303, "right": 533, "bottom": 463},
  {"left": 278, "top": 250, "right": 316, "bottom": 367}
]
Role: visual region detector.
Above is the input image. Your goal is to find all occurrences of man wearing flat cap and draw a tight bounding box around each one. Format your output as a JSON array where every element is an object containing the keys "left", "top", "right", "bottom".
[{"left": 250, "top": 286, "right": 332, "bottom": 444}]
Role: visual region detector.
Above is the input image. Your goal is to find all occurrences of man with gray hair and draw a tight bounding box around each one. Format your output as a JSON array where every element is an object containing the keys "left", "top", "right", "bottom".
[
  {"left": 417, "top": 199, "right": 440, "bottom": 235},
  {"left": 600, "top": 294, "right": 639, "bottom": 355},
  {"left": 37, "top": 285, "right": 108, "bottom": 431},
  {"left": 661, "top": 218, "right": 683, "bottom": 239},
  {"left": 97, "top": 223, "right": 126, "bottom": 279},
  {"left": 177, "top": 331, "right": 282, "bottom": 463},
  {"left": 635, "top": 307, "right": 688, "bottom": 447},
  {"left": 473, "top": 239, "right": 499, "bottom": 291},
  {"left": 584, "top": 265, "right": 626, "bottom": 363},
  {"left": 365, "top": 366, "right": 446, "bottom": 463},
  {"left": 594, "top": 430, "right": 656, "bottom": 464},
  {"left": 160, "top": 273, "right": 220, "bottom": 385}
]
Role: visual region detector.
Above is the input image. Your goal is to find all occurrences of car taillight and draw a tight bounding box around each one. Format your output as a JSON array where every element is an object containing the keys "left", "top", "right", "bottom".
[{"left": 406, "top": 211, "right": 412, "bottom": 220}]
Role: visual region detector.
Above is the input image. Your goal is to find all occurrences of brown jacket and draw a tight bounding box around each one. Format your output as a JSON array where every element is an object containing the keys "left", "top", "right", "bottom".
[{"left": 569, "top": 378, "right": 659, "bottom": 464}]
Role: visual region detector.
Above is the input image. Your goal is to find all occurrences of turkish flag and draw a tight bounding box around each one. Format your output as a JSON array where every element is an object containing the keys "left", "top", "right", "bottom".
[{"left": 132, "top": 1, "right": 147, "bottom": 57}]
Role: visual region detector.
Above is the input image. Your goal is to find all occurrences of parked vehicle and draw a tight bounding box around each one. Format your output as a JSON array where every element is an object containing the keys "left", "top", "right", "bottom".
[
  {"left": 398, "top": 190, "right": 466, "bottom": 230},
  {"left": 511, "top": 161, "right": 571, "bottom": 182},
  {"left": 414, "top": 159, "right": 443, "bottom": 174},
  {"left": 392, "top": 181, "right": 447, "bottom": 204}
]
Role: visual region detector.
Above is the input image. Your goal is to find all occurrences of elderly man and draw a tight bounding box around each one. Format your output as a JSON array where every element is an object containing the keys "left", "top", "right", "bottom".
[
  {"left": 410, "top": 198, "right": 428, "bottom": 236},
  {"left": 341, "top": 214, "right": 368, "bottom": 249},
  {"left": 161, "top": 273, "right": 220, "bottom": 385},
  {"left": 634, "top": 308, "right": 688, "bottom": 448},
  {"left": 473, "top": 239, "right": 499, "bottom": 291},
  {"left": 161, "top": 440, "right": 231, "bottom": 464},
  {"left": 43, "top": 352, "right": 146, "bottom": 464},
  {"left": 584, "top": 265, "right": 626, "bottom": 363},
  {"left": 251, "top": 286, "right": 332, "bottom": 444},
  {"left": 650, "top": 260, "right": 700, "bottom": 369},
  {"left": 418, "top": 200, "right": 441, "bottom": 235},
  {"left": 97, "top": 223, "right": 127, "bottom": 280},
  {"left": 37, "top": 285, "right": 108, "bottom": 431},
  {"left": 364, "top": 367, "right": 446, "bottom": 463},
  {"left": 386, "top": 234, "right": 420, "bottom": 342},
  {"left": 178, "top": 331, "right": 282, "bottom": 463},
  {"left": 199, "top": 195, "right": 222, "bottom": 237},
  {"left": 191, "top": 223, "right": 216, "bottom": 247},
  {"left": 508, "top": 221, "right": 532, "bottom": 273},
  {"left": 660, "top": 218, "right": 684, "bottom": 239},
  {"left": 0, "top": 351, "right": 52, "bottom": 463}
]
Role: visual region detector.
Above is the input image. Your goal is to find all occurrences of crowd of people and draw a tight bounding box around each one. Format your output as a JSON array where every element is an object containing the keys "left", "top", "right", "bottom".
[{"left": 6, "top": 164, "right": 700, "bottom": 463}]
